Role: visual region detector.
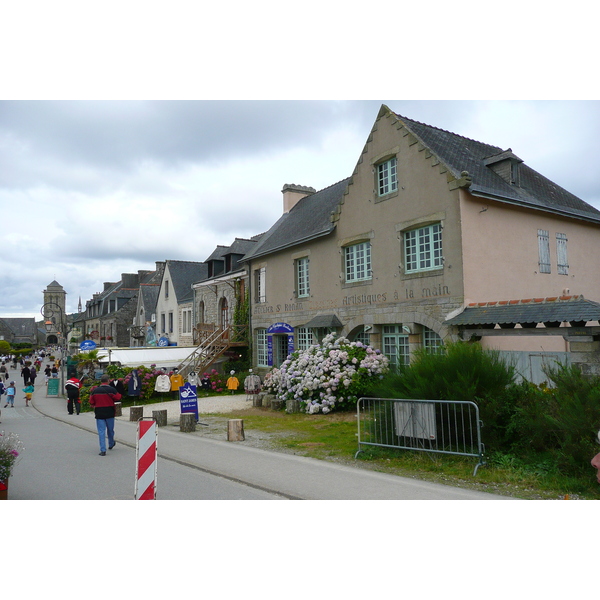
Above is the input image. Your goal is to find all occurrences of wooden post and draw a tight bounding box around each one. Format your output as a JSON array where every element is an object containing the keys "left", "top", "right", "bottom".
[
  {"left": 180, "top": 413, "right": 196, "bottom": 432},
  {"left": 152, "top": 409, "right": 168, "bottom": 427},
  {"left": 286, "top": 399, "right": 301, "bottom": 413},
  {"left": 227, "top": 419, "right": 245, "bottom": 441},
  {"left": 130, "top": 406, "right": 144, "bottom": 422},
  {"left": 114, "top": 402, "right": 122, "bottom": 417},
  {"left": 271, "top": 398, "right": 284, "bottom": 411}
]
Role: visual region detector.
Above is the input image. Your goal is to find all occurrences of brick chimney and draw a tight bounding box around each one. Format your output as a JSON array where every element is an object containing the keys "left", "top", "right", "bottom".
[{"left": 282, "top": 184, "right": 316, "bottom": 213}]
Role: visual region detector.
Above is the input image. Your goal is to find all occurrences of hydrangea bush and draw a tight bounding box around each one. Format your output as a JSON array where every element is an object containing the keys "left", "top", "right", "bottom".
[{"left": 263, "top": 334, "right": 389, "bottom": 413}]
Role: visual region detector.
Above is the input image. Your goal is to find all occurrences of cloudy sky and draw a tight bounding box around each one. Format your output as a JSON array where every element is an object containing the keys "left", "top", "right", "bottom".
[
  {"left": 1, "top": 99, "right": 599, "bottom": 319},
  {"left": 2, "top": 4, "right": 598, "bottom": 322}
]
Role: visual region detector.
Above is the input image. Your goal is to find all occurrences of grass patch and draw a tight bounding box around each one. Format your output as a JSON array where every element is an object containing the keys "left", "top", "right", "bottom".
[{"left": 218, "top": 407, "right": 600, "bottom": 500}]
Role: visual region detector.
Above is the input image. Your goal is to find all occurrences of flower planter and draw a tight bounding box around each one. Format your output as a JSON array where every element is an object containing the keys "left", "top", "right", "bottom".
[{"left": 0, "top": 478, "right": 8, "bottom": 500}]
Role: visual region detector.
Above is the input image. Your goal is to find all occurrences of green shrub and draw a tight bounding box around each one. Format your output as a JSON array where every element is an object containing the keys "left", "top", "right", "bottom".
[{"left": 538, "top": 363, "right": 600, "bottom": 473}]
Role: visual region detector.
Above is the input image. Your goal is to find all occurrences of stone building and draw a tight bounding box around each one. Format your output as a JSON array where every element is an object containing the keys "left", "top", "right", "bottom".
[
  {"left": 192, "top": 237, "right": 261, "bottom": 338},
  {"left": 242, "top": 105, "right": 600, "bottom": 374}
]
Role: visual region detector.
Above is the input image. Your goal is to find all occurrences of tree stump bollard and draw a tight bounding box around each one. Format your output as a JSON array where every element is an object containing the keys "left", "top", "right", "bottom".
[
  {"left": 152, "top": 409, "right": 168, "bottom": 427},
  {"left": 253, "top": 393, "right": 263, "bottom": 408},
  {"left": 180, "top": 412, "right": 196, "bottom": 432},
  {"left": 271, "top": 398, "right": 284, "bottom": 411},
  {"left": 286, "top": 399, "right": 301, "bottom": 413},
  {"left": 227, "top": 419, "right": 245, "bottom": 441},
  {"left": 130, "top": 406, "right": 144, "bottom": 422},
  {"left": 114, "top": 402, "right": 122, "bottom": 417}
]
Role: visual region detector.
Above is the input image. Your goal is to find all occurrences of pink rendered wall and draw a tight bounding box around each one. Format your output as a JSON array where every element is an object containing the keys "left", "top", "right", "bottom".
[
  {"left": 459, "top": 189, "right": 600, "bottom": 351},
  {"left": 459, "top": 189, "right": 600, "bottom": 305}
]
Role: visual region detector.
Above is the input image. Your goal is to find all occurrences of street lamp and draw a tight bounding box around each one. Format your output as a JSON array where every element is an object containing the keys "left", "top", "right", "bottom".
[{"left": 41, "top": 302, "right": 66, "bottom": 394}]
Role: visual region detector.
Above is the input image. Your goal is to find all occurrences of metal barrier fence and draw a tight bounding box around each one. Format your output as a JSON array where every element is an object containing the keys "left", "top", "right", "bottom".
[{"left": 355, "top": 397, "right": 486, "bottom": 475}]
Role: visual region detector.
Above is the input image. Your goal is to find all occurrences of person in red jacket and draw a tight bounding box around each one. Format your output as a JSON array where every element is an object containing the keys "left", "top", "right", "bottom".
[{"left": 89, "top": 374, "right": 122, "bottom": 456}]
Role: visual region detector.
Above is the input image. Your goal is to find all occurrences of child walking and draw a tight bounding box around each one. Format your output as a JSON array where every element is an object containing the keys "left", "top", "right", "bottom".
[
  {"left": 4, "top": 381, "right": 16, "bottom": 408},
  {"left": 23, "top": 383, "right": 34, "bottom": 406}
]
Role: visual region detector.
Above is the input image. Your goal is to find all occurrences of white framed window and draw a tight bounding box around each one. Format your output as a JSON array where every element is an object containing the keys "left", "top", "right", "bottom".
[
  {"left": 168, "top": 312, "right": 173, "bottom": 333},
  {"left": 296, "top": 257, "right": 310, "bottom": 298},
  {"left": 165, "top": 280, "right": 169, "bottom": 298},
  {"left": 160, "top": 313, "right": 166, "bottom": 334},
  {"left": 423, "top": 327, "right": 443, "bottom": 352},
  {"left": 353, "top": 330, "right": 371, "bottom": 346},
  {"left": 296, "top": 327, "right": 314, "bottom": 351},
  {"left": 377, "top": 157, "right": 397, "bottom": 196},
  {"left": 405, "top": 223, "right": 443, "bottom": 273},
  {"left": 255, "top": 267, "right": 266, "bottom": 303},
  {"left": 556, "top": 232, "right": 568, "bottom": 275},
  {"left": 256, "top": 328, "right": 268, "bottom": 366},
  {"left": 383, "top": 325, "right": 410, "bottom": 367},
  {"left": 538, "top": 229, "right": 551, "bottom": 273},
  {"left": 344, "top": 242, "right": 372, "bottom": 282}
]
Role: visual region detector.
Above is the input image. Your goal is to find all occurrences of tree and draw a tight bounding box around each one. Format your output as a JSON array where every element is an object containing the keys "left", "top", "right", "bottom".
[{"left": 73, "top": 349, "right": 101, "bottom": 377}]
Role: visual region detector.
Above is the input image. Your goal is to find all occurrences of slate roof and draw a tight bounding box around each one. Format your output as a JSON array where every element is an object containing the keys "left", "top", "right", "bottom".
[
  {"left": 243, "top": 178, "right": 351, "bottom": 261},
  {"left": 166, "top": 260, "right": 208, "bottom": 303},
  {"left": 226, "top": 237, "right": 260, "bottom": 257},
  {"left": 393, "top": 109, "right": 600, "bottom": 223},
  {"left": 140, "top": 284, "right": 160, "bottom": 312},
  {"left": 445, "top": 296, "right": 600, "bottom": 326}
]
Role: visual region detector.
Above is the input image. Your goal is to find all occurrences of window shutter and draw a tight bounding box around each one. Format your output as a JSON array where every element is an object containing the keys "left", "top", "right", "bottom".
[
  {"left": 538, "top": 229, "right": 551, "bottom": 273},
  {"left": 556, "top": 233, "right": 568, "bottom": 275}
]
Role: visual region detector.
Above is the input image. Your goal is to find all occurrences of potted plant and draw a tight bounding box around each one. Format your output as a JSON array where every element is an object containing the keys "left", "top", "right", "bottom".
[{"left": 0, "top": 431, "right": 24, "bottom": 500}]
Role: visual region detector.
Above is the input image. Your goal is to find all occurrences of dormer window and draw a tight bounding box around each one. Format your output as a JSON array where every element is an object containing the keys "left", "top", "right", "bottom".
[{"left": 483, "top": 149, "right": 523, "bottom": 186}]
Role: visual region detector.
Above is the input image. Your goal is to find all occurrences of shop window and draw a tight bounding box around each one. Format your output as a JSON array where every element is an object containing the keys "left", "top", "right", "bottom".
[
  {"left": 383, "top": 325, "right": 410, "bottom": 367},
  {"left": 256, "top": 328, "right": 268, "bottom": 367}
]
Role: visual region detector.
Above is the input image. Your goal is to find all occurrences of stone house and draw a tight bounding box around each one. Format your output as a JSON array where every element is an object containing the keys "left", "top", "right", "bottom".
[
  {"left": 192, "top": 237, "right": 261, "bottom": 339},
  {"left": 77, "top": 270, "right": 158, "bottom": 348},
  {"left": 242, "top": 104, "right": 600, "bottom": 374},
  {"left": 154, "top": 260, "right": 207, "bottom": 347}
]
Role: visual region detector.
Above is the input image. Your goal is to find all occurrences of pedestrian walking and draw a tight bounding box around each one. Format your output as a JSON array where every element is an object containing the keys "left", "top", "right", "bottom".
[
  {"left": 30, "top": 366, "right": 37, "bottom": 386},
  {"left": 0, "top": 362, "right": 7, "bottom": 381},
  {"left": 21, "top": 363, "right": 31, "bottom": 386},
  {"left": 44, "top": 364, "right": 52, "bottom": 384},
  {"left": 51, "top": 365, "right": 58, "bottom": 378},
  {"left": 4, "top": 381, "right": 16, "bottom": 408},
  {"left": 0, "top": 380, "right": 5, "bottom": 422},
  {"left": 65, "top": 376, "right": 81, "bottom": 415},
  {"left": 22, "top": 383, "right": 34, "bottom": 406},
  {"left": 89, "top": 374, "right": 121, "bottom": 456}
]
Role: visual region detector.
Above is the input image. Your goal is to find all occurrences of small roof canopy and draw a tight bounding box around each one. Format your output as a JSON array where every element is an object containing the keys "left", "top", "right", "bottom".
[
  {"left": 446, "top": 295, "right": 600, "bottom": 328},
  {"left": 302, "top": 314, "right": 343, "bottom": 329}
]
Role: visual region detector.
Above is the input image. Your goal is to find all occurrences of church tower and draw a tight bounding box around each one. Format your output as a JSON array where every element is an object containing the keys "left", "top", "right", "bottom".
[{"left": 42, "top": 281, "right": 67, "bottom": 343}]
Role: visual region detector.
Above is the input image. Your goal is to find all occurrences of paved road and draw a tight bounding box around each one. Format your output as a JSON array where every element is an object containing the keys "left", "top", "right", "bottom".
[{"left": 1, "top": 374, "right": 517, "bottom": 500}]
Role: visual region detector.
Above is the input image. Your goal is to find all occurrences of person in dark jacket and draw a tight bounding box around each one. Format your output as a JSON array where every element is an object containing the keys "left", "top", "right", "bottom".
[
  {"left": 65, "top": 376, "right": 81, "bottom": 415},
  {"left": 89, "top": 374, "right": 122, "bottom": 456}
]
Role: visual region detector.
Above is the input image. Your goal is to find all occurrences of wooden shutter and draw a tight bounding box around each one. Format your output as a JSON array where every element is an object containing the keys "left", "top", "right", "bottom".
[{"left": 538, "top": 230, "right": 551, "bottom": 273}]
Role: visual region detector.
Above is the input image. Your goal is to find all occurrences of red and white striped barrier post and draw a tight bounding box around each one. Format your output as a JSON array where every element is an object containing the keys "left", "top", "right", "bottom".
[{"left": 135, "top": 418, "right": 157, "bottom": 500}]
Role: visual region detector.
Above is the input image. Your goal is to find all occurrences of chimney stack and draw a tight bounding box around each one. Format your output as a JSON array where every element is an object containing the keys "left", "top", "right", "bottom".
[{"left": 282, "top": 184, "right": 316, "bottom": 213}]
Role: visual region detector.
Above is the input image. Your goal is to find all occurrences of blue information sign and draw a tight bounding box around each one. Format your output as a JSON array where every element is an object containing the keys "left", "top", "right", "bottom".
[
  {"left": 158, "top": 337, "right": 169, "bottom": 347},
  {"left": 179, "top": 382, "right": 198, "bottom": 421},
  {"left": 80, "top": 340, "right": 97, "bottom": 351}
]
